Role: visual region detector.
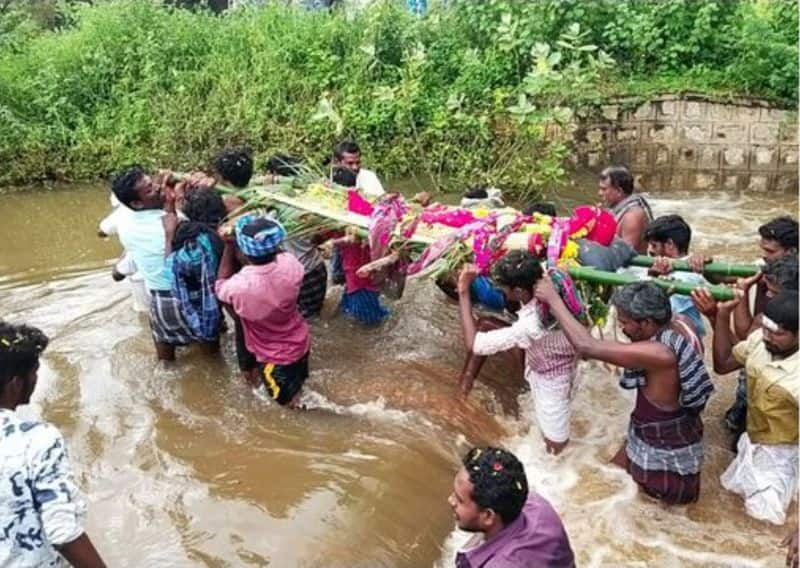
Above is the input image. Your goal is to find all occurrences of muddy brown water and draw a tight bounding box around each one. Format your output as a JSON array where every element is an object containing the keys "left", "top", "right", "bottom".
[{"left": 0, "top": 181, "right": 797, "bottom": 567}]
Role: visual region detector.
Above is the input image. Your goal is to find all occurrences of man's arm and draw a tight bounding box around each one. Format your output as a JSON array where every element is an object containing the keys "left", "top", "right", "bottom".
[
  {"left": 695, "top": 288, "right": 744, "bottom": 374},
  {"left": 57, "top": 534, "right": 106, "bottom": 568},
  {"left": 535, "top": 276, "right": 674, "bottom": 370},
  {"left": 732, "top": 272, "right": 762, "bottom": 340},
  {"left": 619, "top": 208, "right": 648, "bottom": 252},
  {"left": 456, "top": 265, "right": 480, "bottom": 351}
]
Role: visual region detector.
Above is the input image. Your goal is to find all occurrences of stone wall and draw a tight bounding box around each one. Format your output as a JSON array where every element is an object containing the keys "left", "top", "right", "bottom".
[{"left": 574, "top": 94, "right": 798, "bottom": 193}]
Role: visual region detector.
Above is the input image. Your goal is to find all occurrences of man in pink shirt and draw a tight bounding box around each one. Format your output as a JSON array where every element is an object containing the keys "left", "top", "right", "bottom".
[{"left": 215, "top": 215, "right": 310, "bottom": 407}]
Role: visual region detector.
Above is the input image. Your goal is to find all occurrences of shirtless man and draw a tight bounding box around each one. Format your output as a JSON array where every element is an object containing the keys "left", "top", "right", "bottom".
[
  {"left": 535, "top": 279, "right": 714, "bottom": 503},
  {"left": 597, "top": 165, "right": 653, "bottom": 254}
]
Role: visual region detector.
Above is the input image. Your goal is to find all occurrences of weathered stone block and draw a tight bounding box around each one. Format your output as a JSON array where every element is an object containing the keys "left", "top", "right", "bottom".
[
  {"left": 677, "top": 147, "right": 697, "bottom": 168},
  {"left": 692, "top": 173, "right": 719, "bottom": 190},
  {"left": 683, "top": 123, "right": 711, "bottom": 143},
  {"left": 714, "top": 124, "right": 748, "bottom": 144},
  {"left": 601, "top": 105, "right": 620, "bottom": 121},
  {"left": 634, "top": 103, "right": 654, "bottom": 120},
  {"left": 632, "top": 147, "right": 649, "bottom": 166},
  {"left": 658, "top": 100, "right": 678, "bottom": 117},
  {"left": 616, "top": 127, "right": 639, "bottom": 142},
  {"left": 654, "top": 145, "right": 671, "bottom": 166},
  {"left": 747, "top": 175, "right": 769, "bottom": 192},
  {"left": 751, "top": 123, "right": 779, "bottom": 145},
  {"left": 586, "top": 128, "right": 605, "bottom": 145},
  {"left": 779, "top": 123, "right": 798, "bottom": 144},
  {"left": 709, "top": 104, "right": 734, "bottom": 121},
  {"left": 780, "top": 146, "right": 798, "bottom": 170},
  {"left": 775, "top": 175, "right": 799, "bottom": 193},
  {"left": 698, "top": 147, "right": 719, "bottom": 168},
  {"left": 648, "top": 125, "right": 676, "bottom": 143},
  {"left": 760, "top": 107, "right": 788, "bottom": 122},
  {"left": 723, "top": 146, "right": 747, "bottom": 168},
  {"left": 750, "top": 146, "right": 777, "bottom": 169},
  {"left": 684, "top": 101, "right": 705, "bottom": 119},
  {"left": 587, "top": 152, "right": 602, "bottom": 167},
  {"left": 666, "top": 173, "right": 686, "bottom": 191},
  {"left": 722, "top": 174, "right": 740, "bottom": 190},
  {"left": 735, "top": 106, "right": 762, "bottom": 123}
]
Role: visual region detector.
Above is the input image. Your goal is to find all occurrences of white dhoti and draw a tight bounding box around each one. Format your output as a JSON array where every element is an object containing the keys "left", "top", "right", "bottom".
[
  {"left": 529, "top": 372, "right": 576, "bottom": 444},
  {"left": 720, "top": 432, "right": 799, "bottom": 525}
]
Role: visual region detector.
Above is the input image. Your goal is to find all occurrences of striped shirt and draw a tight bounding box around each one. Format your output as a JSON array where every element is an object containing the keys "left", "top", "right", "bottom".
[{"left": 473, "top": 300, "right": 578, "bottom": 387}]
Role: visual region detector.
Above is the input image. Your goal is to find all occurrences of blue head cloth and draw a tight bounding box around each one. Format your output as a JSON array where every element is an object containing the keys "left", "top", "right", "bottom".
[{"left": 235, "top": 214, "right": 286, "bottom": 259}]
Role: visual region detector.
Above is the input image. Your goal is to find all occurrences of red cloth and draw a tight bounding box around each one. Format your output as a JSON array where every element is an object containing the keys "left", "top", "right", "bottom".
[{"left": 339, "top": 242, "right": 377, "bottom": 293}]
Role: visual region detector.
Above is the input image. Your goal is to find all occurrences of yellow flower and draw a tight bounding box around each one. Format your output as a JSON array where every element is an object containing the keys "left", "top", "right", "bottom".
[
  {"left": 473, "top": 206, "right": 490, "bottom": 218},
  {"left": 559, "top": 240, "right": 580, "bottom": 262}
]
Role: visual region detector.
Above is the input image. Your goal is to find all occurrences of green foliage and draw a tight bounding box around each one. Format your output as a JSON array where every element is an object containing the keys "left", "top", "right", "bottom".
[{"left": 0, "top": 0, "right": 796, "bottom": 196}]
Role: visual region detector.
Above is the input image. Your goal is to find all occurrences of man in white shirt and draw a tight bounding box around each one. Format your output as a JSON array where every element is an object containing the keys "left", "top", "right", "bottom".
[
  {"left": 332, "top": 140, "right": 385, "bottom": 197},
  {"left": 0, "top": 321, "right": 105, "bottom": 567}
]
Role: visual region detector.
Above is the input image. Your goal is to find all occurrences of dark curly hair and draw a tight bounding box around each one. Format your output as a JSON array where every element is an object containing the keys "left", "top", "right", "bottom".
[
  {"left": 644, "top": 214, "right": 692, "bottom": 254},
  {"left": 600, "top": 165, "right": 634, "bottom": 195},
  {"left": 264, "top": 154, "right": 303, "bottom": 177},
  {"left": 611, "top": 281, "right": 672, "bottom": 325},
  {"left": 759, "top": 216, "right": 799, "bottom": 251},
  {"left": 212, "top": 147, "right": 253, "bottom": 189},
  {"left": 333, "top": 140, "right": 361, "bottom": 161},
  {"left": 332, "top": 166, "right": 358, "bottom": 187},
  {"left": 462, "top": 446, "right": 529, "bottom": 525},
  {"left": 111, "top": 165, "right": 146, "bottom": 207},
  {"left": 492, "top": 250, "right": 544, "bottom": 292},
  {"left": 0, "top": 321, "right": 49, "bottom": 389},
  {"left": 182, "top": 188, "right": 227, "bottom": 226},
  {"left": 764, "top": 255, "right": 799, "bottom": 293}
]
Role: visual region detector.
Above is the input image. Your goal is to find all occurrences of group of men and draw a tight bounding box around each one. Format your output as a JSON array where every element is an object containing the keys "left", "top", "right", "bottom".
[{"left": 1, "top": 152, "right": 797, "bottom": 567}]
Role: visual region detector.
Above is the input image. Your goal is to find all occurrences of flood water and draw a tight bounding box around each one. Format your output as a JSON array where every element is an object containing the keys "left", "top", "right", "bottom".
[{"left": 0, "top": 181, "right": 797, "bottom": 567}]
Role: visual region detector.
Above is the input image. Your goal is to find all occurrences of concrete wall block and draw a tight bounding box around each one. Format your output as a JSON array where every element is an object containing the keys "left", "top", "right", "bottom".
[
  {"left": 648, "top": 124, "right": 676, "bottom": 143},
  {"left": 775, "top": 175, "right": 799, "bottom": 193},
  {"left": 616, "top": 127, "right": 639, "bottom": 143},
  {"left": 779, "top": 146, "right": 798, "bottom": 170},
  {"left": 713, "top": 124, "right": 748, "bottom": 144},
  {"left": 683, "top": 123, "right": 712, "bottom": 143},
  {"left": 658, "top": 100, "right": 678, "bottom": 117},
  {"left": 722, "top": 146, "right": 747, "bottom": 168},
  {"left": 601, "top": 105, "right": 620, "bottom": 121},
  {"left": 654, "top": 145, "right": 671, "bottom": 166},
  {"left": 779, "top": 124, "right": 798, "bottom": 144},
  {"left": 587, "top": 152, "right": 603, "bottom": 168},
  {"left": 722, "top": 174, "right": 739, "bottom": 190},
  {"left": 586, "top": 127, "right": 606, "bottom": 146},
  {"left": 633, "top": 103, "right": 654, "bottom": 120},
  {"left": 632, "top": 147, "right": 650, "bottom": 167},
  {"left": 666, "top": 172, "right": 687, "bottom": 191},
  {"left": 684, "top": 101, "right": 705, "bottom": 119},
  {"left": 750, "top": 123, "right": 779, "bottom": 145},
  {"left": 709, "top": 104, "right": 734, "bottom": 121},
  {"left": 677, "top": 146, "right": 698, "bottom": 168},
  {"left": 698, "top": 147, "right": 720, "bottom": 168},
  {"left": 747, "top": 174, "right": 769, "bottom": 192},
  {"left": 692, "top": 172, "right": 719, "bottom": 191},
  {"left": 750, "top": 146, "right": 777, "bottom": 170},
  {"left": 735, "top": 106, "right": 762, "bottom": 123},
  {"left": 760, "top": 107, "right": 788, "bottom": 122}
]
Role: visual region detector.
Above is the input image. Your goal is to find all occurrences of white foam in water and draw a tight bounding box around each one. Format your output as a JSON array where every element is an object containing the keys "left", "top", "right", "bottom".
[{"left": 297, "top": 389, "right": 419, "bottom": 424}]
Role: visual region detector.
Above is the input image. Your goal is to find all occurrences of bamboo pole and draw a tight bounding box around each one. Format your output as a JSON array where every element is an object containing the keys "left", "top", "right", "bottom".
[
  {"left": 567, "top": 266, "right": 735, "bottom": 301},
  {"left": 629, "top": 255, "right": 758, "bottom": 277}
]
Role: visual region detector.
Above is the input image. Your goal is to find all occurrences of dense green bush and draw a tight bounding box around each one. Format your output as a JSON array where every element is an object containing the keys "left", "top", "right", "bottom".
[{"left": 0, "top": 0, "right": 796, "bottom": 196}]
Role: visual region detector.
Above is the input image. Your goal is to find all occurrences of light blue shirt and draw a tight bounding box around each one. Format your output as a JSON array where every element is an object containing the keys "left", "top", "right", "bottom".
[
  {"left": 116, "top": 209, "right": 171, "bottom": 291},
  {"left": 669, "top": 269, "right": 707, "bottom": 336}
]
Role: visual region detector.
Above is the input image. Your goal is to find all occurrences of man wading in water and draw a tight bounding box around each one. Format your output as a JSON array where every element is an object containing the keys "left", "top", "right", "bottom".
[
  {"left": 535, "top": 280, "right": 714, "bottom": 504},
  {"left": 597, "top": 165, "right": 653, "bottom": 254}
]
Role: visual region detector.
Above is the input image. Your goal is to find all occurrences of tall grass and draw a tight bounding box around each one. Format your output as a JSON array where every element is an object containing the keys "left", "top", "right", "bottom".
[{"left": 0, "top": 0, "right": 796, "bottom": 196}]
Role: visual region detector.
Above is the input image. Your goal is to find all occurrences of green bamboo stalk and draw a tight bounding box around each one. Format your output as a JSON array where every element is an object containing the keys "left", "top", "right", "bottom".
[
  {"left": 567, "top": 266, "right": 735, "bottom": 301},
  {"left": 629, "top": 255, "right": 758, "bottom": 277}
]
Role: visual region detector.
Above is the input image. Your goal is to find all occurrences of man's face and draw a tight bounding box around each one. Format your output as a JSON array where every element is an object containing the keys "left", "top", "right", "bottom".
[
  {"left": 133, "top": 175, "right": 164, "bottom": 210},
  {"left": 336, "top": 152, "right": 361, "bottom": 173},
  {"left": 760, "top": 238, "right": 791, "bottom": 263},
  {"left": 448, "top": 468, "right": 485, "bottom": 532},
  {"left": 647, "top": 240, "right": 666, "bottom": 257},
  {"left": 598, "top": 174, "right": 622, "bottom": 207},
  {"left": 617, "top": 311, "right": 655, "bottom": 342},
  {"left": 762, "top": 324, "right": 798, "bottom": 357}
]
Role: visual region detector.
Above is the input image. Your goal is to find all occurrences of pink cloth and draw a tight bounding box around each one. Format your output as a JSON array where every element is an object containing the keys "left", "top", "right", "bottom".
[
  {"left": 215, "top": 253, "right": 310, "bottom": 364},
  {"left": 339, "top": 242, "right": 377, "bottom": 293},
  {"left": 347, "top": 189, "right": 375, "bottom": 215}
]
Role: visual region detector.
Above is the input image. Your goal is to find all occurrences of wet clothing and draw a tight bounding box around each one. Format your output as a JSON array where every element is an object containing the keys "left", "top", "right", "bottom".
[
  {"left": 620, "top": 328, "right": 713, "bottom": 504},
  {"left": 722, "top": 329, "right": 799, "bottom": 524},
  {"left": 340, "top": 289, "right": 390, "bottom": 326},
  {"left": 338, "top": 241, "right": 390, "bottom": 325},
  {"left": 149, "top": 289, "right": 196, "bottom": 346},
  {"left": 258, "top": 352, "right": 310, "bottom": 406},
  {"left": 215, "top": 253, "right": 310, "bottom": 365},
  {"left": 455, "top": 494, "right": 575, "bottom": 568},
  {"left": 626, "top": 390, "right": 704, "bottom": 504},
  {"left": 0, "top": 409, "right": 86, "bottom": 567},
  {"left": 116, "top": 209, "right": 171, "bottom": 292},
  {"left": 610, "top": 193, "right": 654, "bottom": 225}
]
